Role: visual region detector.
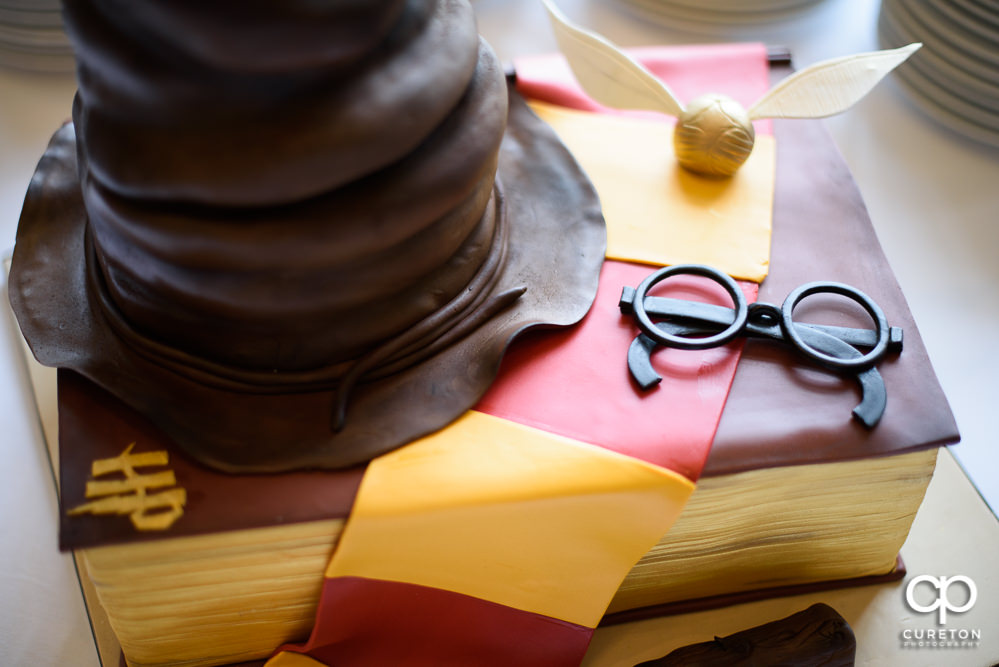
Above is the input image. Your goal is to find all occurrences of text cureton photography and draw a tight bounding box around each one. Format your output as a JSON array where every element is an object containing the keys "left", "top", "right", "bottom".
[{"left": 901, "top": 575, "right": 982, "bottom": 650}]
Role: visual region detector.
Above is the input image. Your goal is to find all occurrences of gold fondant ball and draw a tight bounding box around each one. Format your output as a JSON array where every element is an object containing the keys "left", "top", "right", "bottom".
[{"left": 673, "top": 93, "right": 755, "bottom": 178}]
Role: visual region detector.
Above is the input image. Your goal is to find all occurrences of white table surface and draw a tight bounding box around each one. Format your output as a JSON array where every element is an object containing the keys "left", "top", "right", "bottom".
[{"left": 2, "top": 1, "right": 997, "bottom": 665}]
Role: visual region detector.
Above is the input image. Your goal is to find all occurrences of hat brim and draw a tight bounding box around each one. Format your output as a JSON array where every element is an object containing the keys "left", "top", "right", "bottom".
[{"left": 8, "top": 81, "right": 607, "bottom": 473}]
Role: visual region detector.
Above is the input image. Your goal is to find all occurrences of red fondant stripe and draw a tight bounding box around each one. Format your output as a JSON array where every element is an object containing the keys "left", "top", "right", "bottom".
[
  {"left": 477, "top": 260, "right": 756, "bottom": 480},
  {"left": 276, "top": 576, "right": 593, "bottom": 667}
]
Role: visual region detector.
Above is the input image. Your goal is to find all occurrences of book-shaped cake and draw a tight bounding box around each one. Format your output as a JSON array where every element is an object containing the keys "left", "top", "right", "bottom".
[
  {"left": 13, "top": 52, "right": 955, "bottom": 667},
  {"left": 6, "top": 3, "right": 958, "bottom": 666}
]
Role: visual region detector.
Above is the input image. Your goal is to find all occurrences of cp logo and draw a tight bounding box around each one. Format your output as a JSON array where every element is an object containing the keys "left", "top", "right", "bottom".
[{"left": 905, "top": 575, "right": 977, "bottom": 624}]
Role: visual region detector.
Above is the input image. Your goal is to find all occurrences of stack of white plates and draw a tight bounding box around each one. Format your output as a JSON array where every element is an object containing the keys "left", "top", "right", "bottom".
[
  {"left": 616, "top": 0, "right": 826, "bottom": 27},
  {"left": 0, "top": 0, "right": 73, "bottom": 73},
  {"left": 879, "top": 0, "right": 999, "bottom": 149}
]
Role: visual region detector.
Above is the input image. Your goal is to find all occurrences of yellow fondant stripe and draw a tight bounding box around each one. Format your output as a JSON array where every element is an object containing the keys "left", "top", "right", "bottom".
[
  {"left": 266, "top": 650, "right": 327, "bottom": 667},
  {"left": 529, "top": 101, "right": 775, "bottom": 282},
  {"left": 326, "top": 411, "right": 694, "bottom": 629}
]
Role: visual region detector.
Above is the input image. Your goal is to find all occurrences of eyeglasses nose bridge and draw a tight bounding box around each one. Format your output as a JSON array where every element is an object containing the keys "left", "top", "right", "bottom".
[{"left": 747, "top": 301, "right": 782, "bottom": 328}]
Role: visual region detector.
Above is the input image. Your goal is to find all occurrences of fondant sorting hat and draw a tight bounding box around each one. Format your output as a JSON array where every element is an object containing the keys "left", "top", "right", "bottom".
[{"left": 7, "top": 0, "right": 605, "bottom": 473}]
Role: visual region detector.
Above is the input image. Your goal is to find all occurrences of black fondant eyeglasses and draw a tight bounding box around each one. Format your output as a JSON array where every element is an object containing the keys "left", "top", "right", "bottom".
[{"left": 619, "top": 264, "right": 903, "bottom": 427}]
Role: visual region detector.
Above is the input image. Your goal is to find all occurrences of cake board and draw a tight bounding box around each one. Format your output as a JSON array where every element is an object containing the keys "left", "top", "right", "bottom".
[{"left": 1, "top": 45, "right": 970, "bottom": 667}]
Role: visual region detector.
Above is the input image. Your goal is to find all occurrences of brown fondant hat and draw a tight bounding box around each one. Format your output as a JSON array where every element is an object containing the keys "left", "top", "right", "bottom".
[{"left": 7, "top": 81, "right": 606, "bottom": 473}]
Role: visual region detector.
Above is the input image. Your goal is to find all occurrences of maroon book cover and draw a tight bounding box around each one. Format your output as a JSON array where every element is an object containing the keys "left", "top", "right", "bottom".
[{"left": 56, "top": 63, "right": 958, "bottom": 553}]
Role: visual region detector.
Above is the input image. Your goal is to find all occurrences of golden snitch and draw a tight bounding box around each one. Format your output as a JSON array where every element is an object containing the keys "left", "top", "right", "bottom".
[
  {"left": 543, "top": 0, "right": 919, "bottom": 177},
  {"left": 674, "top": 93, "right": 755, "bottom": 177}
]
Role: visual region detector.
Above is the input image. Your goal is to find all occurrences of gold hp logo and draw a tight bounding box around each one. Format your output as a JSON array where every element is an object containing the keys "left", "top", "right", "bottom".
[{"left": 905, "top": 575, "right": 977, "bottom": 624}]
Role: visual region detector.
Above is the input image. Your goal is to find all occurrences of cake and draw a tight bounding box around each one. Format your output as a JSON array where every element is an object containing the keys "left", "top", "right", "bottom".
[{"left": 6, "top": 2, "right": 960, "bottom": 667}]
